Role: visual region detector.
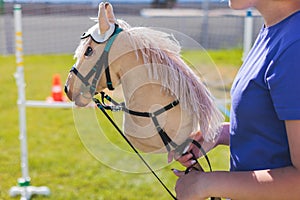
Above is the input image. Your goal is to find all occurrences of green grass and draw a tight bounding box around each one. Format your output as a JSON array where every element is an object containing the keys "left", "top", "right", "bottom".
[
  {"left": 183, "top": 48, "right": 243, "bottom": 68},
  {"left": 0, "top": 50, "right": 241, "bottom": 200}
]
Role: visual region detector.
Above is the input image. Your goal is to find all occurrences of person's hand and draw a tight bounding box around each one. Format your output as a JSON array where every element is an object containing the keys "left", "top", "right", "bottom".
[
  {"left": 172, "top": 168, "right": 209, "bottom": 200},
  {"left": 168, "top": 131, "right": 215, "bottom": 167}
]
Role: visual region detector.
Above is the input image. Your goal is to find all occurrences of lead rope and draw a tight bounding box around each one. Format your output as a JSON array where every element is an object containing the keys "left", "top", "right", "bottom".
[
  {"left": 93, "top": 93, "right": 221, "bottom": 200},
  {"left": 93, "top": 97, "right": 177, "bottom": 200}
]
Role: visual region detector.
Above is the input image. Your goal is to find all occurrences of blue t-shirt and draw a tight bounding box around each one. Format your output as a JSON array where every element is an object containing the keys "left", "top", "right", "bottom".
[{"left": 230, "top": 11, "right": 300, "bottom": 171}]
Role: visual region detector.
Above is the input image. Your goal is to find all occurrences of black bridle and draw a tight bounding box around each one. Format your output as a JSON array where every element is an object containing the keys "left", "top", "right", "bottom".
[
  {"left": 97, "top": 91, "right": 180, "bottom": 152},
  {"left": 68, "top": 25, "right": 123, "bottom": 96}
]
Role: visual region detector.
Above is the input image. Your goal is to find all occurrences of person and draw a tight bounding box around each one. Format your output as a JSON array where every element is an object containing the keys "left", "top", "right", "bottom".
[{"left": 168, "top": 0, "right": 300, "bottom": 199}]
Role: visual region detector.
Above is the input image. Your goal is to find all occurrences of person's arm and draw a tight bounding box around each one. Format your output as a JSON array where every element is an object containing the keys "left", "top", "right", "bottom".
[
  {"left": 168, "top": 122, "right": 230, "bottom": 167},
  {"left": 173, "top": 120, "right": 300, "bottom": 200},
  {"left": 215, "top": 122, "right": 230, "bottom": 146}
]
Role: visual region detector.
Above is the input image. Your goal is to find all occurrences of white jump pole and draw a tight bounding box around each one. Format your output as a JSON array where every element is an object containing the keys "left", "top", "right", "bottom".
[
  {"left": 242, "top": 8, "right": 253, "bottom": 61},
  {"left": 10, "top": 4, "right": 51, "bottom": 200}
]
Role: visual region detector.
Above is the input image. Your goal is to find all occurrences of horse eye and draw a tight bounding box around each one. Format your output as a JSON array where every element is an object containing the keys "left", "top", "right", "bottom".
[{"left": 84, "top": 46, "right": 93, "bottom": 57}]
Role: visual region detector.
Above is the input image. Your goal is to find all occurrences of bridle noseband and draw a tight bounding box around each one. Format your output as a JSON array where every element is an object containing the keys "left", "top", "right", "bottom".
[{"left": 68, "top": 25, "right": 123, "bottom": 95}]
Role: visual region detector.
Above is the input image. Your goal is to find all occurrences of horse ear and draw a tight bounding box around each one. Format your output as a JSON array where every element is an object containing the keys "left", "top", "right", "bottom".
[
  {"left": 98, "top": 2, "right": 110, "bottom": 34},
  {"left": 105, "top": 3, "right": 117, "bottom": 24}
]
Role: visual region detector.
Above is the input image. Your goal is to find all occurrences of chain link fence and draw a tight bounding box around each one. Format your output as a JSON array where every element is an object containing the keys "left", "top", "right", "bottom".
[{"left": 0, "top": 2, "right": 264, "bottom": 55}]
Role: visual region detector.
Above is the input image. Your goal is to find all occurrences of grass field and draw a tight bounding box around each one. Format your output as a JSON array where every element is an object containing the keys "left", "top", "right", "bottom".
[{"left": 0, "top": 49, "right": 242, "bottom": 200}]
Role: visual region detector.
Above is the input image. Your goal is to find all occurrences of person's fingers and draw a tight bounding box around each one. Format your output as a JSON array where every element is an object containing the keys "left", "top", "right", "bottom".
[
  {"left": 182, "top": 160, "right": 197, "bottom": 168},
  {"left": 172, "top": 168, "right": 185, "bottom": 177},
  {"left": 177, "top": 154, "right": 197, "bottom": 167},
  {"left": 181, "top": 131, "right": 204, "bottom": 158},
  {"left": 176, "top": 153, "right": 193, "bottom": 163},
  {"left": 168, "top": 150, "right": 175, "bottom": 163},
  {"left": 168, "top": 149, "right": 196, "bottom": 167},
  {"left": 192, "top": 131, "right": 204, "bottom": 142}
]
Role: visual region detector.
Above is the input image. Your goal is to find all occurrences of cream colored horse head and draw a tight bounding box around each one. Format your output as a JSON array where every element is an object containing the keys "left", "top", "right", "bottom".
[
  {"left": 64, "top": 2, "right": 120, "bottom": 106},
  {"left": 65, "top": 2, "right": 224, "bottom": 153}
]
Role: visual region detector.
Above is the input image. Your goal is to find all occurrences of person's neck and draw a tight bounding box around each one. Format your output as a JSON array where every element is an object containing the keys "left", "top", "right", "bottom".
[{"left": 256, "top": 1, "right": 300, "bottom": 27}]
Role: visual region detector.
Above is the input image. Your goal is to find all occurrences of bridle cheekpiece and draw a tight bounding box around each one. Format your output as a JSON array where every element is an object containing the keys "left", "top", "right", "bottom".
[{"left": 69, "top": 24, "right": 123, "bottom": 96}]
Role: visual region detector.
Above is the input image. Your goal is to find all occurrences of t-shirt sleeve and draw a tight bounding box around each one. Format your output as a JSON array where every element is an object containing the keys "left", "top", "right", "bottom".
[{"left": 266, "top": 40, "right": 300, "bottom": 120}]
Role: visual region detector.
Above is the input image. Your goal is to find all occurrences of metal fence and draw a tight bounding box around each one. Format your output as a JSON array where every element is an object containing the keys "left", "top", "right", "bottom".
[{"left": 0, "top": 2, "right": 264, "bottom": 55}]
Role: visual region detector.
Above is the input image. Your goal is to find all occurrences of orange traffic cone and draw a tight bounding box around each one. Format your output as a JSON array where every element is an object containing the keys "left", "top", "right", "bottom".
[{"left": 47, "top": 74, "right": 65, "bottom": 102}]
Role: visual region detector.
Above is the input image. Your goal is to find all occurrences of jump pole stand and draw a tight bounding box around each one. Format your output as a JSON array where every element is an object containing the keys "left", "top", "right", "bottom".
[
  {"left": 9, "top": 4, "right": 50, "bottom": 199},
  {"left": 242, "top": 8, "right": 253, "bottom": 61}
]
